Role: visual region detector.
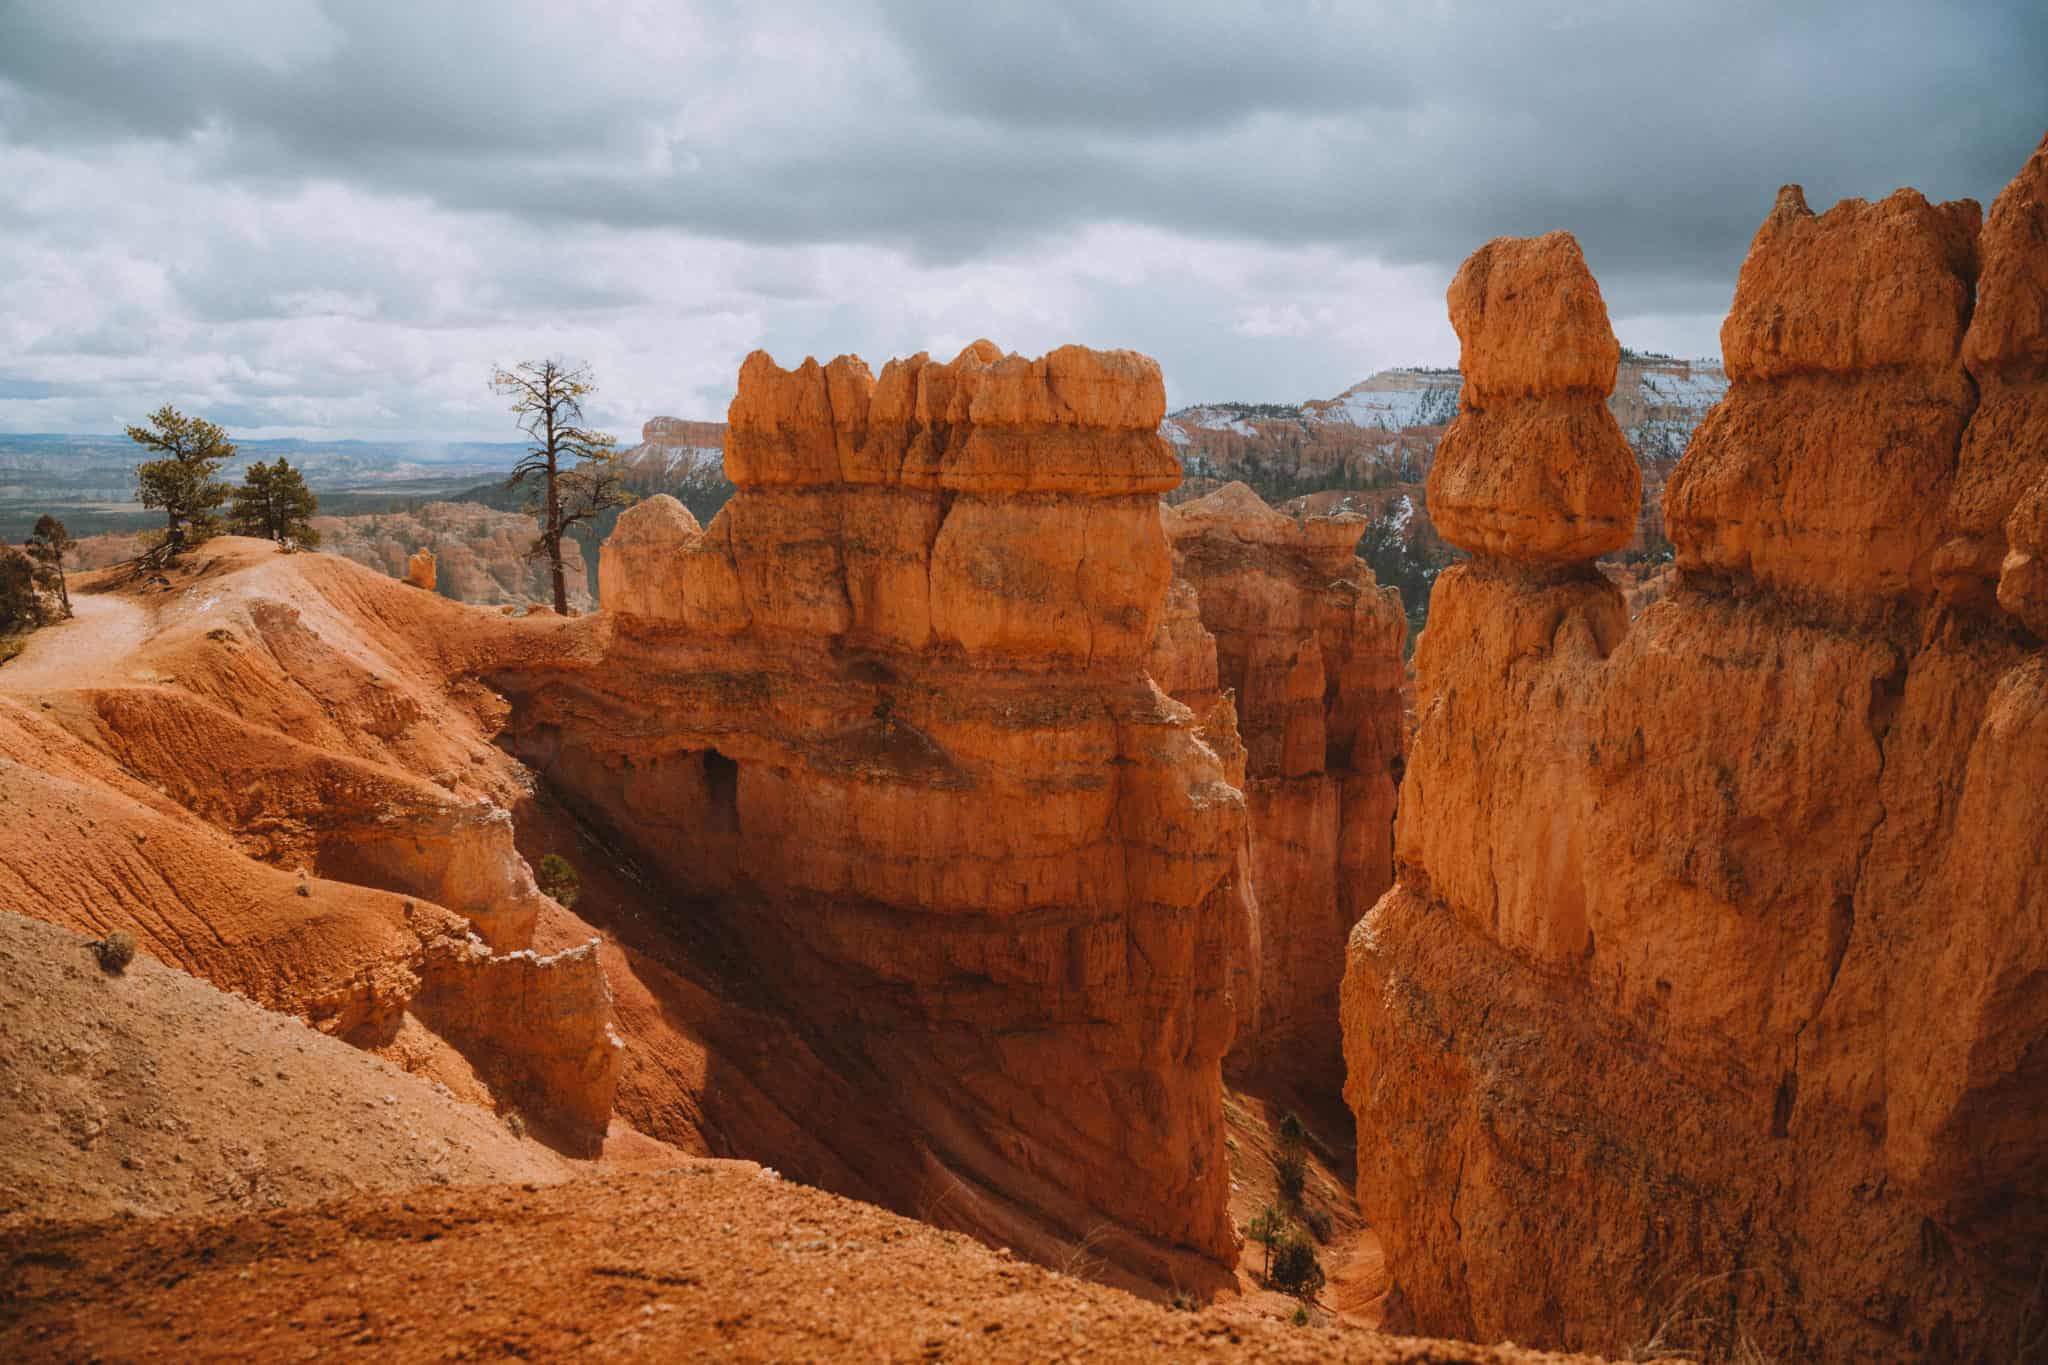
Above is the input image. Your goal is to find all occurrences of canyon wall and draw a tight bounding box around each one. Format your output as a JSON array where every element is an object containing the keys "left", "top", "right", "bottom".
[
  {"left": 1154, "top": 482, "right": 1405, "bottom": 1087},
  {"left": 1342, "top": 142, "right": 2048, "bottom": 1360},
  {"left": 501, "top": 342, "right": 1248, "bottom": 1285}
]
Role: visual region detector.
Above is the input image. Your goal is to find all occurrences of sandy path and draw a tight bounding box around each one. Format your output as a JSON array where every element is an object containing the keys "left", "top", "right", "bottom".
[{"left": 0, "top": 590, "right": 155, "bottom": 691}]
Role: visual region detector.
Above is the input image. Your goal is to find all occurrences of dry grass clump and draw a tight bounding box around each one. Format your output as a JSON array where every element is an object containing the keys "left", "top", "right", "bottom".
[{"left": 92, "top": 930, "right": 136, "bottom": 974}]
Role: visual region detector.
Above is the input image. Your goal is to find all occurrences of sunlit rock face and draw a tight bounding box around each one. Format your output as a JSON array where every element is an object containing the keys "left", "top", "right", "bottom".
[
  {"left": 1341, "top": 151, "right": 2048, "bottom": 1363},
  {"left": 501, "top": 341, "right": 1247, "bottom": 1286}
]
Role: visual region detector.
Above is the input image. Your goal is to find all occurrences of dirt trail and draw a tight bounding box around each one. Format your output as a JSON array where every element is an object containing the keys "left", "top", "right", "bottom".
[{"left": 0, "top": 589, "right": 155, "bottom": 691}]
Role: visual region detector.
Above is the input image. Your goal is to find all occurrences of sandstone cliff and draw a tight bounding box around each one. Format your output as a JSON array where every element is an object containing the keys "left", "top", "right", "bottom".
[
  {"left": 502, "top": 342, "right": 1248, "bottom": 1286},
  {"left": 1155, "top": 482, "right": 1405, "bottom": 1087},
  {"left": 1342, "top": 143, "right": 2048, "bottom": 1361}
]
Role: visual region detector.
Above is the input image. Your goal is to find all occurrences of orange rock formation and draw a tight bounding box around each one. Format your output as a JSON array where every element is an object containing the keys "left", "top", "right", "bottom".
[
  {"left": 1155, "top": 482, "right": 1405, "bottom": 1085},
  {"left": 0, "top": 542, "right": 625, "bottom": 1153},
  {"left": 1342, "top": 142, "right": 2048, "bottom": 1361},
  {"left": 501, "top": 342, "right": 1245, "bottom": 1285}
]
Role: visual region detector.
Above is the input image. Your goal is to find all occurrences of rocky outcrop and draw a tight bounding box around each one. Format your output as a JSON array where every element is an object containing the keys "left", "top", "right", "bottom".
[
  {"left": 1426, "top": 233, "right": 1641, "bottom": 565},
  {"left": 413, "top": 935, "right": 625, "bottom": 1153},
  {"left": 1156, "top": 482, "right": 1404, "bottom": 1086},
  {"left": 501, "top": 342, "right": 1245, "bottom": 1285},
  {"left": 404, "top": 548, "right": 437, "bottom": 591},
  {"left": 1939, "top": 133, "right": 2048, "bottom": 613},
  {"left": 1666, "top": 187, "right": 1981, "bottom": 605},
  {"left": 596, "top": 494, "right": 701, "bottom": 620},
  {"left": 1342, "top": 155, "right": 2048, "bottom": 1362}
]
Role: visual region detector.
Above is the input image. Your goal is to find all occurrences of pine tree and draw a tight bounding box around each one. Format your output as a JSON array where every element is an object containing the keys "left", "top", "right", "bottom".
[
  {"left": 491, "top": 360, "right": 633, "bottom": 614},
  {"left": 128, "top": 405, "right": 233, "bottom": 562},
  {"left": 24, "top": 515, "right": 74, "bottom": 619},
  {"left": 1247, "top": 1206, "right": 1286, "bottom": 1285},
  {"left": 0, "top": 546, "right": 41, "bottom": 633},
  {"left": 228, "top": 458, "right": 322, "bottom": 548}
]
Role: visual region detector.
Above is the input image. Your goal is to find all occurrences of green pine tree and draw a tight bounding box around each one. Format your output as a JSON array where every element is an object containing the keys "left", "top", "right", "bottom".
[
  {"left": 228, "top": 457, "right": 322, "bottom": 548},
  {"left": 128, "top": 405, "right": 233, "bottom": 561},
  {"left": 24, "top": 515, "right": 74, "bottom": 619},
  {"left": 1247, "top": 1206, "right": 1286, "bottom": 1285}
]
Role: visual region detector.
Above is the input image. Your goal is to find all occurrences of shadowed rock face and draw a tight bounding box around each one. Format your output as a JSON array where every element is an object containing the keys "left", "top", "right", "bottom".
[
  {"left": 501, "top": 342, "right": 1245, "bottom": 1286},
  {"left": 1154, "top": 482, "right": 1405, "bottom": 1089},
  {"left": 1343, "top": 143, "right": 2048, "bottom": 1363}
]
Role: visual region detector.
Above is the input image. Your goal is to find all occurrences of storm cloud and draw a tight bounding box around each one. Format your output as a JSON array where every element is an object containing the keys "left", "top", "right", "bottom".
[{"left": 1, "top": 0, "right": 2042, "bottom": 438}]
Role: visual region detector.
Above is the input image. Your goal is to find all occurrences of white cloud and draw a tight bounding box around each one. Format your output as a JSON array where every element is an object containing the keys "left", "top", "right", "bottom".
[{"left": 0, "top": 0, "right": 2038, "bottom": 438}]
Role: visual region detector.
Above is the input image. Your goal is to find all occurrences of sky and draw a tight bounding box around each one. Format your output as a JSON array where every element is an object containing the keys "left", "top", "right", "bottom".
[{"left": 1, "top": 1, "right": 2043, "bottom": 441}]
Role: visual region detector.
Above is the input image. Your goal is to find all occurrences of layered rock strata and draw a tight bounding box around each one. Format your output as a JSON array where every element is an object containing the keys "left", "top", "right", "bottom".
[
  {"left": 502, "top": 342, "right": 1246, "bottom": 1284},
  {"left": 1156, "top": 482, "right": 1405, "bottom": 1086},
  {"left": 1343, "top": 162, "right": 2048, "bottom": 1361}
]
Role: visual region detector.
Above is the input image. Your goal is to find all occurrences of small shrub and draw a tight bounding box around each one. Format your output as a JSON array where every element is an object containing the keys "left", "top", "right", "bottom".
[
  {"left": 1275, "top": 1146, "right": 1307, "bottom": 1204},
  {"left": 1292, "top": 1304, "right": 1310, "bottom": 1327},
  {"left": 1246, "top": 1205, "right": 1286, "bottom": 1283},
  {"left": 1276, "top": 1110, "right": 1309, "bottom": 1149},
  {"left": 1270, "top": 1234, "right": 1326, "bottom": 1300},
  {"left": 94, "top": 930, "right": 136, "bottom": 974},
  {"left": 537, "top": 853, "right": 581, "bottom": 907}
]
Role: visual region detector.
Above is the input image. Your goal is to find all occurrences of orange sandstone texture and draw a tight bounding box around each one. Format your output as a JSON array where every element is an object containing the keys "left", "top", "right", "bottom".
[
  {"left": 1941, "top": 131, "right": 2048, "bottom": 610},
  {"left": 1425, "top": 233, "right": 1639, "bottom": 564},
  {"left": 0, "top": 542, "right": 628, "bottom": 1153},
  {"left": 1157, "top": 483, "right": 1405, "bottom": 1086},
  {"left": 1342, "top": 166, "right": 2048, "bottom": 1363},
  {"left": 503, "top": 343, "right": 1245, "bottom": 1286},
  {"left": 1667, "top": 186, "right": 1981, "bottom": 606}
]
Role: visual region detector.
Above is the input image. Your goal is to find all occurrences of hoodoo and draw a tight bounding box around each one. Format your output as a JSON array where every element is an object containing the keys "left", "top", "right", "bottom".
[
  {"left": 500, "top": 342, "right": 1247, "bottom": 1283},
  {"left": 1155, "top": 482, "right": 1406, "bottom": 1087},
  {"left": 1342, "top": 144, "right": 2048, "bottom": 1359}
]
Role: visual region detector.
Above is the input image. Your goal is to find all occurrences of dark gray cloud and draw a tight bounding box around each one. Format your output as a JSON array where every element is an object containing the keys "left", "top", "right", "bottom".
[{"left": 0, "top": 0, "right": 2043, "bottom": 437}]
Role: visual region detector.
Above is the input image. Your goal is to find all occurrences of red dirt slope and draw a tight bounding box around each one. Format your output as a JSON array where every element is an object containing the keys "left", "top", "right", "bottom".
[
  {"left": 0, "top": 1167, "right": 1595, "bottom": 1364},
  {"left": 0, "top": 910, "right": 573, "bottom": 1226}
]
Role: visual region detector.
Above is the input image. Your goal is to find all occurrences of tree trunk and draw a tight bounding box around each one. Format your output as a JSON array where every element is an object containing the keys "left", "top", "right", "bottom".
[
  {"left": 545, "top": 462, "right": 566, "bottom": 615},
  {"left": 540, "top": 388, "right": 566, "bottom": 615},
  {"left": 56, "top": 560, "right": 70, "bottom": 617}
]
